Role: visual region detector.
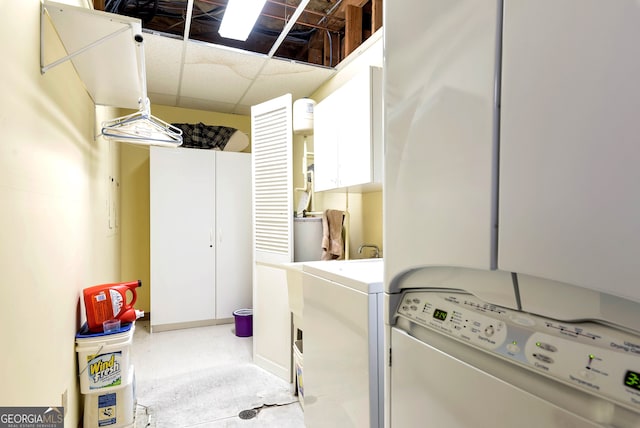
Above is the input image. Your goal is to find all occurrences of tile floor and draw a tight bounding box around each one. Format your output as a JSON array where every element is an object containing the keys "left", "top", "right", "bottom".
[{"left": 130, "top": 321, "right": 304, "bottom": 427}]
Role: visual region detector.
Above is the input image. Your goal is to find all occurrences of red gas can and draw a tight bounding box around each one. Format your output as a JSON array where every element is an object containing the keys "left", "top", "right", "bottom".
[{"left": 83, "top": 280, "right": 144, "bottom": 332}]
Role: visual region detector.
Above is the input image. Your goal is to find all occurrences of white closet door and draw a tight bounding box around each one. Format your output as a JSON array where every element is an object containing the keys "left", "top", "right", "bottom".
[
  {"left": 215, "top": 151, "right": 252, "bottom": 319},
  {"left": 150, "top": 147, "right": 216, "bottom": 327},
  {"left": 499, "top": 0, "right": 640, "bottom": 303}
]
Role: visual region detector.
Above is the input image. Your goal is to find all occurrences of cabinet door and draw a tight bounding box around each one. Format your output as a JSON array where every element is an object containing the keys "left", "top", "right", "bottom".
[
  {"left": 337, "top": 71, "right": 373, "bottom": 188},
  {"left": 384, "top": 0, "right": 500, "bottom": 284},
  {"left": 313, "top": 92, "right": 339, "bottom": 192},
  {"left": 499, "top": 0, "right": 640, "bottom": 302},
  {"left": 150, "top": 147, "right": 216, "bottom": 327},
  {"left": 313, "top": 67, "right": 382, "bottom": 192},
  {"left": 215, "top": 151, "right": 252, "bottom": 319}
]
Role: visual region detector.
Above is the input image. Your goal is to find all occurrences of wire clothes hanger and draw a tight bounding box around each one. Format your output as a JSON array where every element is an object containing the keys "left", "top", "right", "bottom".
[
  {"left": 101, "top": 97, "right": 183, "bottom": 146},
  {"left": 101, "top": 34, "right": 183, "bottom": 147}
]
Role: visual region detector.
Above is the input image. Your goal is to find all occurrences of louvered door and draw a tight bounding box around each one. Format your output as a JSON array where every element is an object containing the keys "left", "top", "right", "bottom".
[
  {"left": 251, "top": 94, "right": 294, "bottom": 381},
  {"left": 251, "top": 93, "right": 293, "bottom": 264}
]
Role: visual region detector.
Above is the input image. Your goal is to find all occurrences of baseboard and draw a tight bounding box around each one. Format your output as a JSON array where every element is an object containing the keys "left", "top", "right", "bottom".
[
  {"left": 254, "top": 354, "right": 291, "bottom": 383},
  {"left": 150, "top": 317, "right": 233, "bottom": 333}
]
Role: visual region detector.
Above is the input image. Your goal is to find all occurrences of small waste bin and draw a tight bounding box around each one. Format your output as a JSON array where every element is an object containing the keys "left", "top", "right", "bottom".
[{"left": 233, "top": 309, "right": 253, "bottom": 337}]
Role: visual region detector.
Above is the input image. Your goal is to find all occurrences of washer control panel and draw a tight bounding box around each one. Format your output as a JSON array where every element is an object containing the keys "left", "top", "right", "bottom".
[{"left": 396, "top": 291, "right": 640, "bottom": 411}]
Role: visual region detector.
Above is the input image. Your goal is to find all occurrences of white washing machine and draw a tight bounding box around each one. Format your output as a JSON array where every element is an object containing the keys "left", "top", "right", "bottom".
[
  {"left": 389, "top": 286, "right": 640, "bottom": 427},
  {"left": 302, "top": 259, "right": 384, "bottom": 428}
]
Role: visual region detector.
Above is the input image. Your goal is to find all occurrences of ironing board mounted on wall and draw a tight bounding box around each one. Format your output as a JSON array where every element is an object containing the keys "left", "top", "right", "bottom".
[{"left": 41, "top": 1, "right": 183, "bottom": 147}]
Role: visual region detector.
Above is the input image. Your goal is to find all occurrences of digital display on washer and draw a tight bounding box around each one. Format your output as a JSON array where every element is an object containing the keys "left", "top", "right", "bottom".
[
  {"left": 433, "top": 308, "right": 448, "bottom": 321},
  {"left": 624, "top": 370, "right": 640, "bottom": 391}
]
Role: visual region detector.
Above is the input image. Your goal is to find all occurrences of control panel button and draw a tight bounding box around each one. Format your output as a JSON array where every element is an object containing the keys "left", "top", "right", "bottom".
[
  {"left": 533, "top": 353, "right": 554, "bottom": 364},
  {"left": 484, "top": 325, "right": 495, "bottom": 337},
  {"left": 536, "top": 342, "right": 557, "bottom": 352},
  {"left": 510, "top": 314, "right": 535, "bottom": 326},
  {"left": 506, "top": 343, "right": 520, "bottom": 354},
  {"left": 579, "top": 370, "right": 595, "bottom": 380}
]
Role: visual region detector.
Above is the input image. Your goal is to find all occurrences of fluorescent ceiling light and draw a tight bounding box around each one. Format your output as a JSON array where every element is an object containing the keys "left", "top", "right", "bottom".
[{"left": 219, "top": 0, "right": 267, "bottom": 41}]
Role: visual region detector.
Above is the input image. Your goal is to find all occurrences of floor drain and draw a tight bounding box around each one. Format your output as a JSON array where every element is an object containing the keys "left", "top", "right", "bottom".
[{"left": 238, "top": 409, "right": 258, "bottom": 420}]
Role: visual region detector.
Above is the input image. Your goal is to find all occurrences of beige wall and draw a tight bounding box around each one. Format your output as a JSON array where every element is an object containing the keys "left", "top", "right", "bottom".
[
  {"left": 0, "top": 1, "right": 121, "bottom": 426},
  {"left": 120, "top": 144, "right": 152, "bottom": 313},
  {"left": 363, "top": 191, "right": 383, "bottom": 256},
  {"left": 119, "top": 106, "right": 250, "bottom": 313}
]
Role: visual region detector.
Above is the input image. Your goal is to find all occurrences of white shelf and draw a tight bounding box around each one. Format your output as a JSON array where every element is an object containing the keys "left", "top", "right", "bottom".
[{"left": 41, "top": 1, "right": 144, "bottom": 109}]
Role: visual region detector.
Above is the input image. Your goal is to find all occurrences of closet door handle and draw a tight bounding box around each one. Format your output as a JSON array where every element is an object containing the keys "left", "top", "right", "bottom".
[{"left": 209, "top": 229, "right": 213, "bottom": 248}]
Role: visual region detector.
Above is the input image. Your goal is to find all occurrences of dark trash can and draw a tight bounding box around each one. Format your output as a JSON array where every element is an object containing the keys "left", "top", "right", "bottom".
[{"left": 233, "top": 308, "right": 253, "bottom": 337}]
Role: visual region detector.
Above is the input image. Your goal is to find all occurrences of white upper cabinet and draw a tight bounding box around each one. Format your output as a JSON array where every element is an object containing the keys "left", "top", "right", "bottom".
[
  {"left": 498, "top": 0, "right": 640, "bottom": 303},
  {"left": 314, "top": 66, "right": 383, "bottom": 192},
  {"left": 384, "top": 0, "right": 500, "bottom": 284},
  {"left": 385, "top": 0, "right": 640, "bottom": 304},
  {"left": 313, "top": 93, "right": 339, "bottom": 191}
]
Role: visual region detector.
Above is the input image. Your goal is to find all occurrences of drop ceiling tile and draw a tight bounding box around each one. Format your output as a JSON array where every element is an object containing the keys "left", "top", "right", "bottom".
[
  {"left": 148, "top": 92, "right": 178, "bottom": 107},
  {"left": 143, "top": 33, "right": 183, "bottom": 97},
  {"left": 176, "top": 96, "right": 244, "bottom": 115},
  {"left": 241, "top": 58, "right": 336, "bottom": 107},
  {"left": 180, "top": 42, "right": 268, "bottom": 105}
]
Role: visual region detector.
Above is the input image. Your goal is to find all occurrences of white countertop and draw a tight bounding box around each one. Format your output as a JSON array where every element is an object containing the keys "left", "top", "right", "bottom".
[{"left": 302, "top": 258, "right": 384, "bottom": 294}]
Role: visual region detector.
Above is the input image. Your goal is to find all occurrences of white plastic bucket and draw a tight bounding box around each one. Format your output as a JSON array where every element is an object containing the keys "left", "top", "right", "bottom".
[
  {"left": 76, "top": 323, "right": 135, "bottom": 394},
  {"left": 83, "top": 366, "right": 136, "bottom": 428},
  {"left": 293, "top": 340, "right": 304, "bottom": 408}
]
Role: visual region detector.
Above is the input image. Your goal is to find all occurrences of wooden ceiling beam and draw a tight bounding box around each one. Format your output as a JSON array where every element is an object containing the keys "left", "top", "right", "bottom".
[
  {"left": 338, "top": 0, "right": 370, "bottom": 11},
  {"left": 372, "top": 0, "right": 382, "bottom": 32},
  {"left": 344, "top": 4, "right": 362, "bottom": 56}
]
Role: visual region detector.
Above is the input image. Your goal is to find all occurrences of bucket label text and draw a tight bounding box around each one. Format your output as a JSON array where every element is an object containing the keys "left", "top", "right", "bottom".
[{"left": 87, "top": 352, "right": 122, "bottom": 389}]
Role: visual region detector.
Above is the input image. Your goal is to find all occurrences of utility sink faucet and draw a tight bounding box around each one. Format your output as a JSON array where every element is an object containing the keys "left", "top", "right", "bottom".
[{"left": 358, "top": 244, "right": 380, "bottom": 258}]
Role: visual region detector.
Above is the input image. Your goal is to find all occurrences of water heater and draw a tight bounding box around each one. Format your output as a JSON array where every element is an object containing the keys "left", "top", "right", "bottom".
[
  {"left": 293, "top": 98, "right": 316, "bottom": 135},
  {"left": 294, "top": 217, "right": 323, "bottom": 262}
]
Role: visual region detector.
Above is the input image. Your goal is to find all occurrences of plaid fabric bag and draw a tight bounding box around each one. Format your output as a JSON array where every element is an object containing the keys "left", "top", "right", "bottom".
[{"left": 172, "top": 123, "right": 237, "bottom": 150}]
